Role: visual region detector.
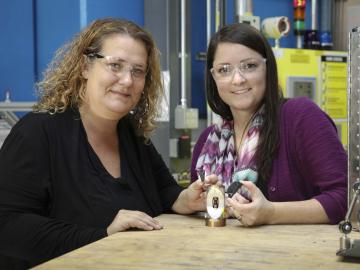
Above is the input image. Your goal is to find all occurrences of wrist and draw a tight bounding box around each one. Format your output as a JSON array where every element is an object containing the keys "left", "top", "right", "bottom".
[
  {"left": 106, "top": 226, "right": 115, "bottom": 236},
  {"left": 266, "top": 201, "right": 276, "bottom": 225}
]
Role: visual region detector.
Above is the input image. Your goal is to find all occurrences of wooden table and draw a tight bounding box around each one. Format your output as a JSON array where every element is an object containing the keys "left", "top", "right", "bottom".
[{"left": 34, "top": 214, "right": 360, "bottom": 269}]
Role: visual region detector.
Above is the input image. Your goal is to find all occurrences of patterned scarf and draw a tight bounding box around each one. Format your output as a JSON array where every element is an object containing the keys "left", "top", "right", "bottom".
[{"left": 195, "top": 107, "right": 264, "bottom": 188}]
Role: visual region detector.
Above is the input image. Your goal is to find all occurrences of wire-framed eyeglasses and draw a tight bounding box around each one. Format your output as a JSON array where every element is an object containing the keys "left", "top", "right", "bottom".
[
  {"left": 86, "top": 53, "right": 148, "bottom": 80},
  {"left": 211, "top": 58, "right": 266, "bottom": 82}
]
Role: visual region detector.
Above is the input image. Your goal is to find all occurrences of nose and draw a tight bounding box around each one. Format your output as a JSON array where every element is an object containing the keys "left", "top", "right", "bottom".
[
  {"left": 231, "top": 68, "right": 246, "bottom": 83},
  {"left": 116, "top": 69, "right": 134, "bottom": 85}
]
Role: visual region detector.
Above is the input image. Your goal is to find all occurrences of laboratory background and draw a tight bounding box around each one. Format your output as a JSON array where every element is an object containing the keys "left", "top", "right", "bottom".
[
  {"left": 0, "top": 0, "right": 359, "bottom": 182},
  {"left": 2, "top": 0, "right": 360, "bottom": 267}
]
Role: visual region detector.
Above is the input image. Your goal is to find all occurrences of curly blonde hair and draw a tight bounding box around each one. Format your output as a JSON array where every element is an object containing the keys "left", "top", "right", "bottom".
[{"left": 35, "top": 18, "right": 163, "bottom": 139}]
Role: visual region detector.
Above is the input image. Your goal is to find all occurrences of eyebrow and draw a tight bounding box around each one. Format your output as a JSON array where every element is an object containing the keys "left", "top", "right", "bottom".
[
  {"left": 101, "top": 54, "right": 146, "bottom": 68},
  {"left": 214, "top": 57, "right": 260, "bottom": 66}
]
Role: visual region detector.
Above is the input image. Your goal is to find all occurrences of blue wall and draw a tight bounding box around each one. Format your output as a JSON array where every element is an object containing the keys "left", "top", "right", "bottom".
[
  {"left": 0, "top": 0, "right": 315, "bottom": 118},
  {"left": 191, "top": 0, "right": 314, "bottom": 118},
  {"left": 0, "top": 0, "right": 143, "bottom": 103},
  {"left": 0, "top": 0, "right": 35, "bottom": 101}
]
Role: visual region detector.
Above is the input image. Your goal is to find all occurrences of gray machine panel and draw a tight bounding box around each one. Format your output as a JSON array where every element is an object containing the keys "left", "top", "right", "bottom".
[
  {"left": 348, "top": 26, "right": 360, "bottom": 230},
  {"left": 287, "top": 76, "right": 316, "bottom": 101}
]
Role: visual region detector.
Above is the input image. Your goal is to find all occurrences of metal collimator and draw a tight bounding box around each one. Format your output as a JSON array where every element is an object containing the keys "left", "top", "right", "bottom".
[{"left": 348, "top": 26, "right": 360, "bottom": 230}]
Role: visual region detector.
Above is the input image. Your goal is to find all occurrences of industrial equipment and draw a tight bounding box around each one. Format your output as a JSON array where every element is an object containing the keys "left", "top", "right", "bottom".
[
  {"left": 337, "top": 25, "right": 360, "bottom": 260},
  {"left": 275, "top": 48, "right": 348, "bottom": 148},
  {"left": 261, "top": 16, "right": 290, "bottom": 48}
]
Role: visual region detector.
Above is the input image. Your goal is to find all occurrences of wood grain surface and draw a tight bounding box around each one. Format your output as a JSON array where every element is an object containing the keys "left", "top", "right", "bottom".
[{"left": 34, "top": 214, "right": 360, "bottom": 270}]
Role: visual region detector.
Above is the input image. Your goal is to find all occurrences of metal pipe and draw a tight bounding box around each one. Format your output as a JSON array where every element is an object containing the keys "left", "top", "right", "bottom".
[
  {"left": 311, "top": 0, "right": 318, "bottom": 30},
  {"left": 296, "top": 35, "right": 302, "bottom": 49},
  {"left": 180, "top": 0, "right": 187, "bottom": 107},
  {"left": 206, "top": 0, "right": 212, "bottom": 126},
  {"left": 320, "top": 0, "right": 332, "bottom": 32},
  {"left": 234, "top": 0, "right": 253, "bottom": 21},
  {"left": 206, "top": 0, "right": 211, "bottom": 46}
]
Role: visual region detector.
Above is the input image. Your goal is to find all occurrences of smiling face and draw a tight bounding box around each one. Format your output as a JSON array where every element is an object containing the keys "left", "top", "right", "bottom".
[
  {"left": 82, "top": 34, "right": 148, "bottom": 120},
  {"left": 212, "top": 42, "right": 266, "bottom": 116}
]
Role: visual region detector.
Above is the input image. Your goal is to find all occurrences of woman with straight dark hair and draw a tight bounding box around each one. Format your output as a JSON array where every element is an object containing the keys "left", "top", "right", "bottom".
[{"left": 191, "top": 23, "right": 347, "bottom": 227}]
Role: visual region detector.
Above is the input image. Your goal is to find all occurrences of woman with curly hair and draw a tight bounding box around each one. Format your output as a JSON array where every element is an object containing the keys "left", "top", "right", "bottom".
[{"left": 0, "top": 18, "right": 215, "bottom": 269}]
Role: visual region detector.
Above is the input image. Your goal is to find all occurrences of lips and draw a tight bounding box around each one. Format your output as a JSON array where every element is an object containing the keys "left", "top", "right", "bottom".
[
  {"left": 109, "top": 90, "right": 131, "bottom": 98},
  {"left": 232, "top": 88, "right": 251, "bottom": 94}
]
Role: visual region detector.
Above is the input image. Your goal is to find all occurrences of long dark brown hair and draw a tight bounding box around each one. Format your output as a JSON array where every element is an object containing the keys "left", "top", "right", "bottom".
[{"left": 205, "top": 23, "right": 284, "bottom": 181}]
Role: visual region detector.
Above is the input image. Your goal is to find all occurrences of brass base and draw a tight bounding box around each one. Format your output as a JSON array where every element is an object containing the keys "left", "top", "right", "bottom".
[{"left": 205, "top": 217, "right": 226, "bottom": 227}]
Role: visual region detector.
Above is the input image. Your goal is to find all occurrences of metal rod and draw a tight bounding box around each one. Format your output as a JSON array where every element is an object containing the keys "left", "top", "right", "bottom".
[
  {"left": 206, "top": 0, "right": 212, "bottom": 126},
  {"left": 180, "top": 0, "right": 187, "bottom": 107},
  {"left": 206, "top": 0, "right": 211, "bottom": 46},
  {"left": 296, "top": 35, "right": 302, "bottom": 49},
  {"left": 311, "top": 0, "right": 318, "bottom": 30},
  {"left": 0, "top": 102, "right": 36, "bottom": 111}
]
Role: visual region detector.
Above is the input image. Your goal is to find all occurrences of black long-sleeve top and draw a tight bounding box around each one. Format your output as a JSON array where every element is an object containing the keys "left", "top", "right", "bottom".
[{"left": 0, "top": 109, "right": 183, "bottom": 269}]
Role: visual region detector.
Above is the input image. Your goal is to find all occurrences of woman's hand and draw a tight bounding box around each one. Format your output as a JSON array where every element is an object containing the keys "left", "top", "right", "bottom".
[
  {"left": 188, "top": 174, "right": 219, "bottom": 211},
  {"left": 225, "top": 192, "right": 250, "bottom": 217},
  {"left": 226, "top": 180, "right": 274, "bottom": 226},
  {"left": 107, "top": 209, "right": 163, "bottom": 235},
  {"left": 172, "top": 174, "right": 218, "bottom": 214}
]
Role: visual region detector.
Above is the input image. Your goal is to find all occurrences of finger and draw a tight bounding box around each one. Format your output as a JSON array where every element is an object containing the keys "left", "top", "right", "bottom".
[
  {"left": 199, "top": 191, "right": 206, "bottom": 199},
  {"left": 232, "top": 209, "right": 244, "bottom": 223},
  {"left": 226, "top": 197, "right": 248, "bottom": 212},
  {"left": 204, "top": 174, "right": 218, "bottom": 185},
  {"left": 136, "top": 212, "right": 163, "bottom": 229},
  {"left": 240, "top": 180, "right": 258, "bottom": 196},
  {"left": 188, "top": 179, "right": 204, "bottom": 191},
  {"left": 226, "top": 206, "right": 235, "bottom": 217},
  {"left": 232, "top": 192, "right": 250, "bottom": 203},
  {"left": 135, "top": 216, "right": 163, "bottom": 230},
  {"left": 134, "top": 220, "right": 159, "bottom": 231}
]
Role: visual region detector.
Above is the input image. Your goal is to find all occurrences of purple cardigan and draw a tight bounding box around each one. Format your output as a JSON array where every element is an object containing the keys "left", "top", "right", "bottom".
[{"left": 191, "top": 97, "right": 347, "bottom": 224}]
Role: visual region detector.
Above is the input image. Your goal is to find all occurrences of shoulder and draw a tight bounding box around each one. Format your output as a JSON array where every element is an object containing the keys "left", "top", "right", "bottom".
[
  {"left": 198, "top": 125, "right": 215, "bottom": 144},
  {"left": 280, "top": 97, "right": 338, "bottom": 143},
  {"left": 282, "top": 97, "right": 321, "bottom": 115},
  {"left": 281, "top": 97, "right": 330, "bottom": 124},
  {"left": 11, "top": 109, "right": 79, "bottom": 139},
  {"left": 192, "top": 125, "right": 215, "bottom": 158},
  {"left": 13, "top": 111, "right": 53, "bottom": 134}
]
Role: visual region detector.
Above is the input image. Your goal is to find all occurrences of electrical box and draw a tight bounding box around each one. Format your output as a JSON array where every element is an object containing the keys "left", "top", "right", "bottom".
[
  {"left": 238, "top": 15, "right": 260, "bottom": 30},
  {"left": 174, "top": 105, "right": 199, "bottom": 129}
]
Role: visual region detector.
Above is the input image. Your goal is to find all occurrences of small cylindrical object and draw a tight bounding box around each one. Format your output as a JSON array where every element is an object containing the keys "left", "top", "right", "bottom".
[
  {"left": 294, "top": 8, "right": 305, "bottom": 20},
  {"left": 261, "top": 16, "right": 290, "bottom": 39},
  {"left": 205, "top": 184, "right": 226, "bottom": 227},
  {"left": 293, "top": 20, "right": 305, "bottom": 35},
  {"left": 293, "top": 0, "right": 306, "bottom": 8},
  {"left": 178, "top": 135, "right": 191, "bottom": 158}
]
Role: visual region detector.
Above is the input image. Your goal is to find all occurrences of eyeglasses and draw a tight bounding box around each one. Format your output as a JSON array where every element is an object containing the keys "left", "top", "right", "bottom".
[
  {"left": 211, "top": 58, "right": 266, "bottom": 82},
  {"left": 86, "top": 53, "right": 147, "bottom": 80}
]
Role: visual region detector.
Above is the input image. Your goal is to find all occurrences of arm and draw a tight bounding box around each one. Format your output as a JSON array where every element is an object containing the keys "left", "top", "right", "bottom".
[
  {"left": 172, "top": 175, "right": 218, "bottom": 214},
  {"left": 0, "top": 115, "right": 106, "bottom": 266},
  {"left": 144, "top": 141, "right": 218, "bottom": 214},
  {"left": 227, "top": 181, "right": 329, "bottom": 226},
  {"left": 270, "top": 200, "right": 329, "bottom": 224},
  {"left": 291, "top": 98, "right": 347, "bottom": 224}
]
